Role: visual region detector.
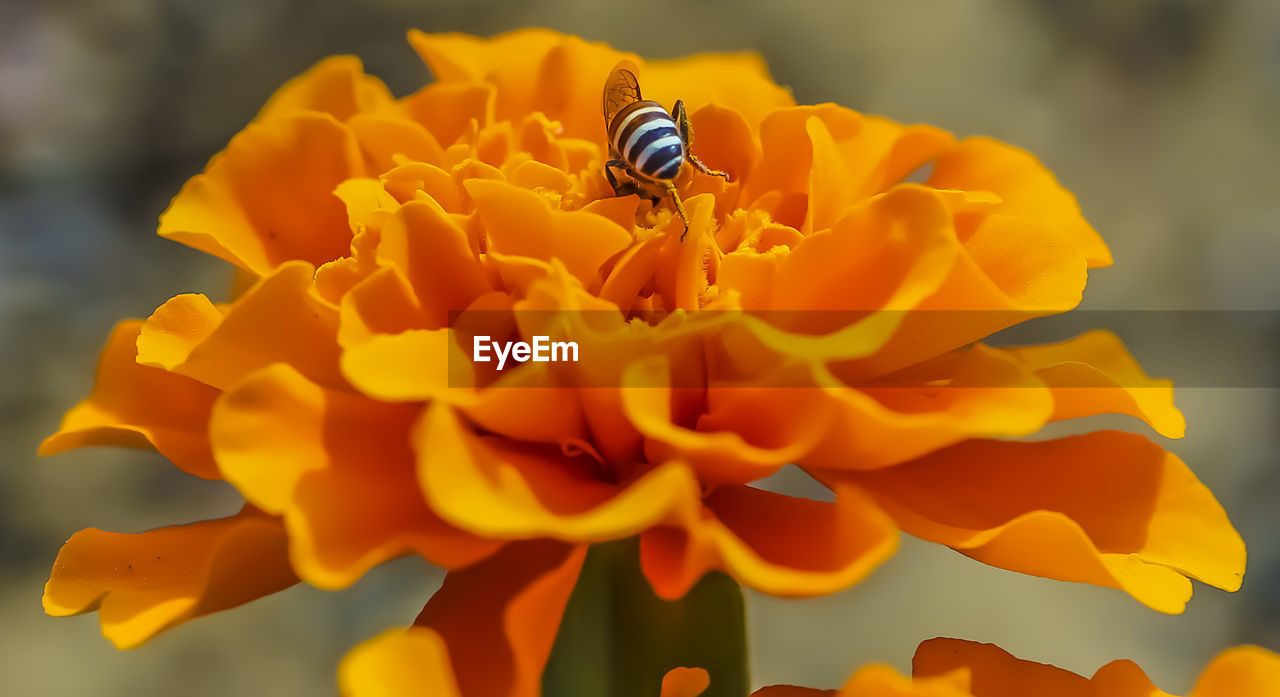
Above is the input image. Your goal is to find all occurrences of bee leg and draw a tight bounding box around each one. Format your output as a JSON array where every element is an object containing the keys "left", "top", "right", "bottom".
[
  {"left": 688, "top": 154, "right": 731, "bottom": 182},
  {"left": 673, "top": 101, "right": 732, "bottom": 182},
  {"left": 672, "top": 99, "right": 691, "bottom": 146},
  {"left": 604, "top": 159, "right": 631, "bottom": 196},
  {"left": 664, "top": 182, "right": 691, "bottom": 241}
]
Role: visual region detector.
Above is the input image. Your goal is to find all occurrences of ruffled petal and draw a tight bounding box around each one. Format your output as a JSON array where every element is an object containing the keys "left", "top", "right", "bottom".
[
  {"left": 137, "top": 262, "right": 344, "bottom": 391},
  {"left": 646, "top": 52, "right": 794, "bottom": 130},
  {"left": 256, "top": 55, "right": 394, "bottom": 123},
  {"left": 838, "top": 195, "right": 1090, "bottom": 379},
  {"left": 743, "top": 105, "right": 863, "bottom": 226},
  {"left": 927, "top": 137, "right": 1111, "bottom": 268},
  {"left": 788, "top": 344, "right": 1054, "bottom": 471},
  {"left": 211, "top": 364, "right": 498, "bottom": 588},
  {"left": 466, "top": 179, "right": 633, "bottom": 290},
  {"left": 640, "top": 481, "right": 898, "bottom": 599},
  {"left": 414, "top": 540, "right": 587, "bottom": 697},
  {"left": 372, "top": 199, "right": 491, "bottom": 328},
  {"left": 341, "top": 329, "right": 471, "bottom": 402},
  {"left": 410, "top": 28, "right": 633, "bottom": 139},
  {"left": 914, "top": 638, "right": 1179, "bottom": 697},
  {"left": 848, "top": 432, "right": 1245, "bottom": 613},
  {"left": 40, "top": 321, "right": 220, "bottom": 479},
  {"left": 402, "top": 82, "right": 496, "bottom": 147},
  {"left": 913, "top": 639, "right": 1098, "bottom": 696},
  {"left": 414, "top": 403, "right": 702, "bottom": 541},
  {"left": 158, "top": 113, "right": 364, "bottom": 274},
  {"left": 43, "top": 506, "right": 295, "bottom": 649},
  {"left": 997, "top": 330, "right": 1186, "bottom": 438}
]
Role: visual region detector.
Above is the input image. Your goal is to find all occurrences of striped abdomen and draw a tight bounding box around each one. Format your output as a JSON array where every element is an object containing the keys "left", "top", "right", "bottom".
[{"left": 608, "top": 100, "right": 685, "bottom": 181}]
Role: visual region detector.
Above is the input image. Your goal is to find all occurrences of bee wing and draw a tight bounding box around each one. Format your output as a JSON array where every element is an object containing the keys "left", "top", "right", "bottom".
[{"left": 603, "top": 60, "right": 642, "bottom": 127}]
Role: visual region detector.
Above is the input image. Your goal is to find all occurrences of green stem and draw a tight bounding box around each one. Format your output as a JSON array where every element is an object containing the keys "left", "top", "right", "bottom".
[{"left": 542, "top": 538, "right": 749, "bottom": 697}]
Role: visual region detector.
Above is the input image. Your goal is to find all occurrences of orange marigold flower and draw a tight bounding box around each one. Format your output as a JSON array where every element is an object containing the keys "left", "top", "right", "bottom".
[
  {"left": 42, "top": 28, "right": 1243, "bottom": 674},
  {"left": 908, "top": 639, "right": 1280, "bottom": 697},
  {"left": 340, "top": 633, "right": 1280, "bottom": 697}
]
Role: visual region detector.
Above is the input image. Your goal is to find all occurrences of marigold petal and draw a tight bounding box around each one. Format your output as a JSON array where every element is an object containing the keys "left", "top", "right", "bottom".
[
  {"left": 380, "top": 161, "right": 463, "bottom": 210},
  {"left": 529, "top": 36, "right": 642, "bottom": 141},
  {"left": 688, "top": 104, "right": 761, "bottom": 188},
  {"left": 256, "top": 55, "right": 394, "bottom": 123},
  {"left": 646, "top": 52, "right": 795, "bottom": 130},
  {"left": 374, "top": 200, "right": 490, "bottom": 327},
  {"left": 718, "top": 187, "right": 959, "bottom": 369},
  {"left": 414, "top": 403, "right": 701, "bottom": 541},
  {"left": 838, "top": 664, "right": 975, "bottom": 697},
  {"left": 744, "top": 105, "right": 863, "bottom": 225},
  {"left": 138, "top": 262, "right": 344, "bottom": 391},
  {"left": 40, "top": 321, "right": 220, "bottom": 479},
  {"left": 334, "top": 176, "right": 400, "bottom": 235},
  {"left": 751, "top": 688, "right": 836, "bottom": 697},
  {"left": 409, "top": 28, "right": 627, "bottom": 135},
  {"left": 466, "top": 179, "right": 632, "bottom": 289},
  {"left": 772, "top": 185, "right": 958, "bottom": 313},
  {"left": 599, "top": 236, "right": 666, "bottom": 311},
  {"left": 414, "top": 540, "right": 587, "bottom": 697},
  {"left": 839, "top": 202, "right": 1089, "bottom": 379},
  {"left": 843, "top": 116, "right": 956, "bottom": 201},
  {"left": 509, "top": 158, "right": 573, "bottom": 194},
  {"left": 803, "top": 116, "right": 860, "bottom": 234},
  {"left": 641, "top": 482, "right": 898, "bottom": 599},
  {"left": 349, "top": 112, "right": 446, "bottom": 172},
  {"left": 999, "top": 330, "right": 1186, "bottom": 438},
  {"left": 928, "top": 137, "right": 1111, "bottom": 268},
  {"left": 759, "top": 345, "right": 1052, "bottom": 471},
  {"left": 456, "top": 364, "right": 589, "bottom": 444},
  {"left": 622, "top": 356, "right": 814, "bottom": 486},
  {"left": 135, "top": 293, "right": 224, "bottom": 372},
  {"left": 849, "top": 432, "right": 1245, "bottom": 612},
  {"left": 339, "top": 628, "right": 462, "bottom": 697},
  {"left": 158, "top": 113, "right": 364, "bottom": 274},
  {"left": 913, "top": 639, "right": 1095, "bottom": 697},
  {"left": 341, "top": 329, "right": 473, "bottom": 402},
  {"left": 1090, "top": 660, "right": 1174, "bottom": 697},
  {"left": 660, "top": 667, "right": 712, "bottom": 697},
  {"left": 211, "top": 364, "right": 498, "bottom": 588},
  {"left": 338, "top": 266, "right": 427, "bottom": 347},
  {"left": 43, "top": 506, "right": 295, "bottom": 649},
  {"left": 1191, "top": 646, "right": 1280, "bottom": 697},
  {"left": 402, "top": 82, "right": 496, "bottom": 147}
]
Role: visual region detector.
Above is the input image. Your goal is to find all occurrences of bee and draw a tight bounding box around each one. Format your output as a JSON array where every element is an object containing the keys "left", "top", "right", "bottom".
[{"left": 603, "top": 61, "right": 730, "bottom": 241}]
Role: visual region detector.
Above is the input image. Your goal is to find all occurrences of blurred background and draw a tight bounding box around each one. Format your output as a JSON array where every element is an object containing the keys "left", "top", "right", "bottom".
[{"left": 2, "top": 0, "right": 1278, "bottom": 695}]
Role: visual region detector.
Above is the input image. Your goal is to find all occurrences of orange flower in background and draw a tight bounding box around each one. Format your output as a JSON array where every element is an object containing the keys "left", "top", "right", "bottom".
[
  {"left": 40, "top": 27, "right": 1248, "bottom": 693},
  {"left": 909, "top": 639, "right": 1280, "bottom": 697},
  {"left": 340, "top": 632, "right": 1280, "bottom": 697}
]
